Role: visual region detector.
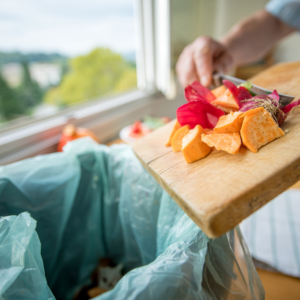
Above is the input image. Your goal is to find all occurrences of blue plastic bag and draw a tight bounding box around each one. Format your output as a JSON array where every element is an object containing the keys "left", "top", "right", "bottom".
[
  {"left": 0, "top": 138, "right": 264, "bottom": 299},
  {"left": 0, "top": 212, "right": 55, "bottom": 300}
]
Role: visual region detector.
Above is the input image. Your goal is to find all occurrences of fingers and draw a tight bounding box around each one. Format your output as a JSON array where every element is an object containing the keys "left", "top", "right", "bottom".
[
  {"left": 192, "top": 36, "right": 214, "bottom": 87},
  {"left": 176, "top": 36, "right": 234, "bottom": 88},
  {"left": 176, "top": 45, "right": 199, "bottom": 87}
]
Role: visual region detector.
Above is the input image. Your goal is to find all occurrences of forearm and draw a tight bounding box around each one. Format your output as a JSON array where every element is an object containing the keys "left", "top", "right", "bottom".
[{"left": 221, "top": 9, "right": 295, "bottom": 66}]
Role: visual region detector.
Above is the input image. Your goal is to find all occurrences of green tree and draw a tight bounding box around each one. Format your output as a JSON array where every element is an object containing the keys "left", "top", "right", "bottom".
[
  {"left": 0, "top": 74, "right": 22, "bottom": 121},
  {"left": 17, "top": 61, "right": 43, "bottom": 109},
  {"left": 114, "top": 68, "right": 137, "bottom": 92},
  {"left": 43, "top": 86, "right": 64, "bottom": 108},
  {"left": 45, "top": 48, "right": 137, "bottom": 106}
]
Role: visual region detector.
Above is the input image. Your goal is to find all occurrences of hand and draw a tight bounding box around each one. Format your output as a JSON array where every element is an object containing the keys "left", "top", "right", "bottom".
[{"left": 176, "top": 36, "right": 234, "bottom": 88}]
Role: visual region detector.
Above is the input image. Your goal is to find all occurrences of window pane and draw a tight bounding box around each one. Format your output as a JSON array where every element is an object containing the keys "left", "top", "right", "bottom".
[{"left": 0, "top": 0, "right": 137, "bottom": 126}]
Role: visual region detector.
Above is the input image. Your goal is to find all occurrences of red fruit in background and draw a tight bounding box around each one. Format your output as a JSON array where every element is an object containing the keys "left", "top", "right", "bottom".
[
  {"left": 57, "top": 124, "right": 99, "bottom": 152},
  {"left": 161, "top": 117, "right": 171, "bottom": 124},
  {"left": 131, "top": 121, "right": 143, "bottom": 134}
]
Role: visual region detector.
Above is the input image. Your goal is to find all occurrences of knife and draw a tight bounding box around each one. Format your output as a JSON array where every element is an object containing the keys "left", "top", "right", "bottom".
[{"left": 213, "top": 73, "right": 295, "bottom": 107}]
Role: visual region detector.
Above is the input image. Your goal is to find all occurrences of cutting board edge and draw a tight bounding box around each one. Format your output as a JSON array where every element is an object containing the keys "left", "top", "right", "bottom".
[
  {"left": 134, "top": 145, "right": 300, "bottom": 239},
  {"left": 206, "top": 156, "right": 300, "bottom": 238},
  {"left": 134, "top": 149, "right": 210, "bottom": 229}
]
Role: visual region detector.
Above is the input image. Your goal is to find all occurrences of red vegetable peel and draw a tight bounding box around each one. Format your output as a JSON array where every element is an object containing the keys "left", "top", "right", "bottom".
[
  {"left": 223, "top": 80, "right": 253, "bottom": 110},
  {"left": 281, "top": 99, "right": 300, "bottom": 114},
  {"left": 184, "top": 86, "right": 206, "bottom": 102},
  {"left": 269, "top": 90, "right": 280, "bottom": 102},
  {"left": 177, "top": 100, "right": 224, "bottom": 129},
  {"left": 190, "top": 81, "right": 216, "bottom": 103},
  {"left": 223, "top": 80, "right": 239, "bottom": 99},
  {"left": 237, "top": 86, "right": 252, "bottom": 102}
]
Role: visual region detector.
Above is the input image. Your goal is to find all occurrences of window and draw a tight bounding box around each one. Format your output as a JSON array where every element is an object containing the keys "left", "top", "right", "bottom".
[
  {"left": 0, "top": 0, "right": 138, "bottom": 127},
  {"left": 0, "top": 0, "right": 186, "bottom": 165}
]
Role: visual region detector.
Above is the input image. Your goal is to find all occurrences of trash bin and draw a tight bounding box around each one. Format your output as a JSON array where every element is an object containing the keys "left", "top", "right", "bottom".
[{"left": 0, "top": 138, "right": 265, "bottom": 300}]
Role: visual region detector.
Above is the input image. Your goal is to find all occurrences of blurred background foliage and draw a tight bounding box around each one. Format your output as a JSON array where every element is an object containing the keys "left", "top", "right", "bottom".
[
  {"left": 0, "top": 74, "right": 21, "bottom": 120},
  {"left": 0, "top": 62, "right": 43, "bottom": 121},
  {"left": 0, "top": 47, "right": 137, "bottom": 123},
  {"left": 45, "top": 48, "right": 137, "bottom": 107}
]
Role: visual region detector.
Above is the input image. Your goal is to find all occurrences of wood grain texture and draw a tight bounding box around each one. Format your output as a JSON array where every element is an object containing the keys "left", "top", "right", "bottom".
[{"left": 132, "top": 62, "right": 300, "bottom": 238}]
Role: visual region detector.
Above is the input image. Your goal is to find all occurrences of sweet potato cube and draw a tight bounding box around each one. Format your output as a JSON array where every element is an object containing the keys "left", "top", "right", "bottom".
[
  {"left": 182, "top": 125, "right": 211, "bottom": 163},
  {"left": 211, "top": 85, "right": 226, "bottom": 98},
  {"left": 203, "top": 129, "right": 215, "bottom": 135},
  {"left": 214, "top": 111, "right": 244, "bottom": 134},
  {"left": 165, "top": 120, "right": 181, "bottom": 146},
  {"left": 201, "top": 132, "right": 241, "bottom": 155},
  {"left": 171, "top": 125, "right": 190, "bottom": 152},
  {"left": 240, "top": 107, "right": 285, "bottom": 153},
  {"left": 211, "top": 94, "right": 239, "bottom": 113}
]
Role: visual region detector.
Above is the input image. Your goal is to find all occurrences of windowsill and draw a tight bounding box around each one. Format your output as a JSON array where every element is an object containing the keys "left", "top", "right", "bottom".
[
  {"left": 0, "top": 89, "right": 151, "bottom": 134},
  {"left": 0, "top": 88, "right": 184, "bottom": 165}
]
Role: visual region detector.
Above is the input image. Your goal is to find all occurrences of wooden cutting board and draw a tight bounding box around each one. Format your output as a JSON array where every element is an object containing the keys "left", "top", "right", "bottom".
[{"left": 132, "top": 62, "right": 300, "bottom": 238}]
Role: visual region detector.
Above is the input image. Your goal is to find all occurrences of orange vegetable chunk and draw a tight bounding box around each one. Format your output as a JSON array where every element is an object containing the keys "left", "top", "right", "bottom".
[
  {"left": 211, "top": 94, "right": 239, "bottom": 113},
  {"left": 201, "top": 132, "right": 241, "bottom": 155},
  {"left": 211, "top": 85, "right": 226, "bottom": 98},
  {"left": 214, "top": 111, "right": 243, "bottom": 134},
  {"left": 166, "top": 120, "right": 181, "bottom": 146},
  {"left": 182, "top": 125, "right": 211, "bottom": 163},
  {"left": 203, "top": 129, "right": 214, "bottom": 135},
  {"left": 240, "top": 107, "right": 285, "bottom": 153},
  {"left": 171, "top": 125, "right": 190, "bottom": 152}
]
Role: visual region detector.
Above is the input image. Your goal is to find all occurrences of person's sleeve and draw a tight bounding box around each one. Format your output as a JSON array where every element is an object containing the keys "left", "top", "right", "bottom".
[{"left": 266, "top": 0, "right": 300, "bottom": 30}]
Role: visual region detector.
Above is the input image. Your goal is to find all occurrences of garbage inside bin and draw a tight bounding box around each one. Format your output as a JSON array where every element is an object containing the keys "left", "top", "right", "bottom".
[
  {"left": 0, "top": 138, "right": 265, "bottom": 300},
  {"left": 74, "top": 258, "right": 123, "bottom": 300}
]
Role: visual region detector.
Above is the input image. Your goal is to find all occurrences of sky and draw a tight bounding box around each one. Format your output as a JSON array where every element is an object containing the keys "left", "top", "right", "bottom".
[{"left": 0, "top": 0, "right": 136, "bottom": 57}]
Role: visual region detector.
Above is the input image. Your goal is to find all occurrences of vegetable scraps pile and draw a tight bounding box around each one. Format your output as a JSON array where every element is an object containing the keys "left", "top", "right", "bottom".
[{"left": 166, "top": 80, "right": 300, "bottom": 164}]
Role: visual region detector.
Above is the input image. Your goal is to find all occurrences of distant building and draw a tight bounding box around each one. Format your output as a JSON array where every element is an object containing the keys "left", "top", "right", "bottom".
[
  {"left": 1, "top": 63, "right": 22, "bottom": 87},
  {"left": 29, "top": 63, "right": 61, "bottom": 88},
  {"left": 1, "top": 62, "right": 61, "bottom": 88}
]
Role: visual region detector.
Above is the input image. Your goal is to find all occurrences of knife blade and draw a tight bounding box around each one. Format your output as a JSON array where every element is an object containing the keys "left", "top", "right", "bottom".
[{"left": 213, "top": 73, "right": 295, "bottom": 107}]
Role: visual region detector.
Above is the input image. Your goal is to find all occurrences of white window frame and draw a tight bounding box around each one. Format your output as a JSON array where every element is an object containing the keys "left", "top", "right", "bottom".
[{"left": 0, "top": 0, "right": 178, "bottom": 165}]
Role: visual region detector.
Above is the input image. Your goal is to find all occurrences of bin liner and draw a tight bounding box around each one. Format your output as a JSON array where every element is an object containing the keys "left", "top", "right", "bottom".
[
  {"left": 0, "top": 138, "right": 265, "bottom": 300},
  {"left": 0, "top": 212, "right": 55, "bottom": 300}
]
